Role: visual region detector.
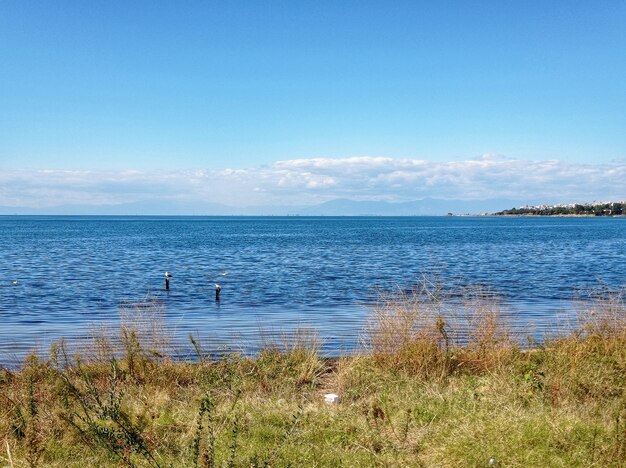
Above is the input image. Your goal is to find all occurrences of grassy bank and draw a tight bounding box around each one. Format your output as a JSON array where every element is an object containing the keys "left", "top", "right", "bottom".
[{"left": 1, "top": 288, "right": 625, "bottom": 467}]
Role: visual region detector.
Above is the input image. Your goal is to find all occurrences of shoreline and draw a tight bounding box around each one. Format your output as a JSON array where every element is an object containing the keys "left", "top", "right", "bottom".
[
  {"left": 450, "top": 213, "right": 626, "bottom": 217},
  {"left": 1, "top": 297, "right": 624, "bottom": 466}
]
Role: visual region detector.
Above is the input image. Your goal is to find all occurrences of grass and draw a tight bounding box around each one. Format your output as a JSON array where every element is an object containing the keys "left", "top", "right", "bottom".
[{"left": 1, "top": 286, "right": 625, "bottom": 467}]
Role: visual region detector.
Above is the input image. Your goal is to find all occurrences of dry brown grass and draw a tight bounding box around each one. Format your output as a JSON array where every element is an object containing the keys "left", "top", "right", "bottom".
[
  {"left": 254, "top": 326, "right": 328, "bottom": 394},
  {"left": 455, "top": 288, "right": 517, "bottom": 372},
  {"left": 364, "top": 282, "right": 447, "bottom": 378},
  {"left": 365, "top": 282, "right": 517, "bottom": 378},
  {"left": 542, "top": 289, "right": 626, "bottom": 405}
]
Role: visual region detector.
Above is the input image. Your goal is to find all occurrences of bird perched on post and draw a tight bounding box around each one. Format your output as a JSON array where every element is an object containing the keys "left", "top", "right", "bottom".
[
  {"left": 165, "top": 271, "right": 173, "bottom": 290},
  {"left": 215, "top": 284, "right": 221, "bottom": 301}
]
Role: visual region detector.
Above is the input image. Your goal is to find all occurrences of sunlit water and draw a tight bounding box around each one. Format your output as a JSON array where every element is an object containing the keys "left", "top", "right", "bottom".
[{"left": 1, "top": 216, "right": 624, "bottom": 364}]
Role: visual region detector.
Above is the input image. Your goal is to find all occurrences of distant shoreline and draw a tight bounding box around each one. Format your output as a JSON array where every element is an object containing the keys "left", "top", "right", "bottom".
[
  {"left": 486, "top": 214, "right": 626, "bottom": 218},
  {"left": 489, "top": 201, "right": 626, "bottom": 217},
  {"left": 449, "top": 213, "right": 626, "bottom": 217}
]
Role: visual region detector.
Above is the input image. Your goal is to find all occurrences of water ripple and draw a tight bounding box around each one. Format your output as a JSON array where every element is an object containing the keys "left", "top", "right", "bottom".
[{"left": 1, "top": 216, "right": 625, "bottom": 363}]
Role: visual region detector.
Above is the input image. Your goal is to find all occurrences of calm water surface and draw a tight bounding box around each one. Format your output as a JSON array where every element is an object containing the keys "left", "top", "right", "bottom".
[{"left": 1, "top": 216, "right": 625, "bottom": 363}]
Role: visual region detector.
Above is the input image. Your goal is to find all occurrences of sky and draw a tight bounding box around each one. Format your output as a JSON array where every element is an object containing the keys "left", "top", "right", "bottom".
[{"left": 1, "top": 1, "right": 625, "bottom": 211}]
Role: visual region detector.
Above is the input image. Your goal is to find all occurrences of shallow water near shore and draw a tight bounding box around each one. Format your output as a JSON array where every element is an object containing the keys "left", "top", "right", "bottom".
[{"left": 1, "top": 215, "right": 625, "bottom": 364}]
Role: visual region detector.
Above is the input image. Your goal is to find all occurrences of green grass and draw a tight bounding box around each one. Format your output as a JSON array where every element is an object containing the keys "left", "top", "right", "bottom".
[{"left": 1, "top": 288, "right": 625, "bottom": 467}]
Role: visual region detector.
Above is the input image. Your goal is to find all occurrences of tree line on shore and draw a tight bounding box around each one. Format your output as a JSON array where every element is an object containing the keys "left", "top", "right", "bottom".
[{"left": 495, "top": 201, "right": 626, "bottom": 216}]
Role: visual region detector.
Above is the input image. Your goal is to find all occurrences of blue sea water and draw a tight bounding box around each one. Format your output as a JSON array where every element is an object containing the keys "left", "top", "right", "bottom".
[{"left": 1, "top": 216, "right": 625, "bottom": 363}]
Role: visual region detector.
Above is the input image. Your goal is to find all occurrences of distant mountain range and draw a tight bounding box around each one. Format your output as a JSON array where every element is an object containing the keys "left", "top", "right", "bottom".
[{"left": 0, "top": 198, "right": 542, "bottom": 216}]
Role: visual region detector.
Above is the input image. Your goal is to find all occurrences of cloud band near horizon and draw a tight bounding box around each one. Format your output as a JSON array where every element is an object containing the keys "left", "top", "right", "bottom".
[{"left": 1, "top": 155, "right": 625, "bottom": 209}]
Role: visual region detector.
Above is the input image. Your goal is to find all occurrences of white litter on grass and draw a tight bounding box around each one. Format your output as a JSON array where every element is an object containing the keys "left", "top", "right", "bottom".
[{"left": 324, "top": 393, "right": 340, "bottom": 405}]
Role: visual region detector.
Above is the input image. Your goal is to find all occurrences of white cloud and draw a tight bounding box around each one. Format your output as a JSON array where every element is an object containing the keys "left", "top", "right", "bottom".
[{"left": 1, "top": 155, "right": 625, "bottom": 209}]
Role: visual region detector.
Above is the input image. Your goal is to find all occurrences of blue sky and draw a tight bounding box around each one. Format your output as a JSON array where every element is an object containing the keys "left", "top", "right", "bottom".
[{"left": 1, "top": 1, "right": 625, "bottom": 209}]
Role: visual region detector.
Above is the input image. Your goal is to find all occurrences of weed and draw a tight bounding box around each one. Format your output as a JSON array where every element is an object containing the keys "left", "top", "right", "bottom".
[{"left": 59, "top": 357, "right": 161, "bottom": 467}]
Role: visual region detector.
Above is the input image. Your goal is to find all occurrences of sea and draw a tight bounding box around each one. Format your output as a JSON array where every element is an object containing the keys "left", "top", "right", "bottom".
[{"left": 1, "top": 216, "right": 625, "bottom": 364}]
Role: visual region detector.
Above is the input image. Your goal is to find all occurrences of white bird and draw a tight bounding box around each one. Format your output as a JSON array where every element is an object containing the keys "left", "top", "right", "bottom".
[
  {"left": 11, "top": 280, "right": 18, "bottom": 286},
  {"left": 165, "top": 271, "right": 173, "bottom": 278},
  {"left": 220, "top": 271, "right": 228, "bottom": 276}
]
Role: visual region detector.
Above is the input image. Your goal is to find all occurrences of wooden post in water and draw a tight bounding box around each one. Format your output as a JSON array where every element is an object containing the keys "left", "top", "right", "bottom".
[{"left": 215, "top": 284, "right": 221, "bottom": 301}]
